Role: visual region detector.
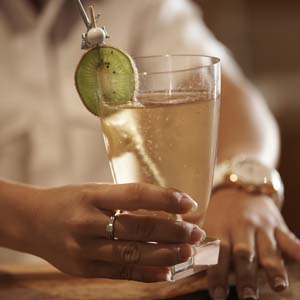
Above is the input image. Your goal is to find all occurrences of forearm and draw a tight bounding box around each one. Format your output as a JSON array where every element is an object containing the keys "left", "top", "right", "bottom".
[
  {"left": 217, "top": 72, "right": 280, "bottom": 168},
  {"left": 0, "top": 180, "right": 40, "bottom": 253}
]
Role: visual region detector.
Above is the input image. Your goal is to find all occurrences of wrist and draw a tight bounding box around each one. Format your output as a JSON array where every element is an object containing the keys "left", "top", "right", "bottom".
[
  {"left": 0, "top": 180, "right": 42, "bottom": 254},
  {"left": 210, "top": 186, "right": 279, "bottom": 212},
  {"left": 213, "top": 156, "right": 284, "bottom": 209}
]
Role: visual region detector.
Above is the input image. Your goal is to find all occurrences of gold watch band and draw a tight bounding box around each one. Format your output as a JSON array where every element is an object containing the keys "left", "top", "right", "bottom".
[{"left": 212, "top": 157, "right": 284, "bottom": 209}]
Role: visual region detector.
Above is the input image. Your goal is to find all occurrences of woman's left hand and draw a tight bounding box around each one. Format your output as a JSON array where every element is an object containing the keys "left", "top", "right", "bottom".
[{"left": 203, "top": 188, "right": 300, "bottom": 300}]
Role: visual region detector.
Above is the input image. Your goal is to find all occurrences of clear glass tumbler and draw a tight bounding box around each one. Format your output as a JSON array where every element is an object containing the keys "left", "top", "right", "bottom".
[{"left": 99, "top": 55, "right": 221, "bottom": 280}]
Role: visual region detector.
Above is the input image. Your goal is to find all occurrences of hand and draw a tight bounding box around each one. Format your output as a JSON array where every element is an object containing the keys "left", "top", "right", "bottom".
[
  {"left": 26, "top": 183, "right": 205, "bottom": 282},
  {"left": 203, "top": 188, "right": 300, "bottom": 300}
]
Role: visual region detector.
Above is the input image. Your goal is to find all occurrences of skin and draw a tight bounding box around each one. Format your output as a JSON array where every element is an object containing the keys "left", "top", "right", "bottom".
[
  {"left": 0, "top": 180, "right": 205, "bottom": 282},
  {"left": 1, "top": 0, "right": 298, "bottom": 297},
  {"left": 204, "top": 190, "right": 300, "bottom": 300},
  {"left": 201, "top": 70, "right": 300, "bottom": 300}
]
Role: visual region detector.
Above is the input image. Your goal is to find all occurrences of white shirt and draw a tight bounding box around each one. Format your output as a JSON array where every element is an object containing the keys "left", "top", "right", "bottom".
[{"left": 0, "top": 0, "right": 234, "bottom": 263}]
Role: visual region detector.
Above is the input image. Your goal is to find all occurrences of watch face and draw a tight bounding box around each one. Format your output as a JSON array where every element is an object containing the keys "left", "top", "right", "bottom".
[{"left": 232, "top": 159, "right": 271, "bottom": 185}]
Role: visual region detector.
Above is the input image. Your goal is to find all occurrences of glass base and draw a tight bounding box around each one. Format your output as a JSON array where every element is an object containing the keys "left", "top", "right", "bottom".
[{"left": 170, "top": 237, "right": 220, "bottom": 281}]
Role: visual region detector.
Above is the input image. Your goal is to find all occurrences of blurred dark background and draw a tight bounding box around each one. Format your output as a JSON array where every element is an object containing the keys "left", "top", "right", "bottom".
[{"left": 195, "top": 0, "right": 300, "bottom": 235}]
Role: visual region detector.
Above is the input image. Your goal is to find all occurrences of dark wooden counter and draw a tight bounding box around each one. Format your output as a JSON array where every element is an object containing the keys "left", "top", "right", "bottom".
[{"left": 0, "top": 263, "right": 299, "bottom": 300}]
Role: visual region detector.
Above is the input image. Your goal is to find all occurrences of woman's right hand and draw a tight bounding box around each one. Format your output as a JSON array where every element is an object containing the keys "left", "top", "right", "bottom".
[{"left": 25, "top": 183, "right": 205, "bottom": 282}]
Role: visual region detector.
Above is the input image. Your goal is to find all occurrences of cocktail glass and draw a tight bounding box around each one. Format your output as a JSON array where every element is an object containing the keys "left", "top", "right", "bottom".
[{"left": 98, "top": 55, "right": 221, "bottom": 280}]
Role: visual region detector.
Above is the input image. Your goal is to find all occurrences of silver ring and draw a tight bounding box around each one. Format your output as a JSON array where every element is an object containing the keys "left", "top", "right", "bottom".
[{"left": 106, "top": 210, "right": 120, "bottom": 240}]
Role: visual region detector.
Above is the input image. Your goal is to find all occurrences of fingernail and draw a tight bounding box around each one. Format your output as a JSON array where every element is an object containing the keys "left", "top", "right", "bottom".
[
  {"left": 248, "top": 253, "right": 256, "bottom": 263},
  {"left": 166, "top": 270, "right": 173, "bottom": 282},
  {"left": 179, "top": 245, "right": 193, "bottom": 261},
  {"left": 242, "top": 287, "right": 258, "bottom": 300},
  {"left": 174, "top": 192, "right": 198, "bottom": 212},
  {"left": 273, "top": 276, "right": 288, "bottom": 291},
  {"left": 213, "top": 286, "right": 227, "bottom": 300},
  {"left": 190, "top": 226, "right": 206, "bottom": 243},
  {"left": 157, "top": 270, "right": 172, "bottom": 282}
]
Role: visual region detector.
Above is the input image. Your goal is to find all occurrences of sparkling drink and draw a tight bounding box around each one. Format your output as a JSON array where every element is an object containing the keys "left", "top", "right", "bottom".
[
  {"left": 100, "top": 91, "right": 219, "bottom": 225},
  {"left": 98, "top": 55, "right": 221, "bottom": 280}
]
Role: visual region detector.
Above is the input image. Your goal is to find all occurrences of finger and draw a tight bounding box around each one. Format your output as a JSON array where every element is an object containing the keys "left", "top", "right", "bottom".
[
  {"left": 97, "top": 213, "right": 205, "bottom": 244},
  {"left": 232, "top": 225, "right": 258, "bottom": 300},
  {"left": 82, "top": 239, "right": 193, "bottom": 266},
  {"left": 88, "top": 183, "right": 198, "bottom": 213},
  {"left": 256, "top": 229, "right": 288, "bottom": 292},
  {"left": 208, "top": 238, "right": 231, "bottom": 300},
  {"left": 82, "top": 261, "right": 171, "bottom": 282},
  {"left": 275, "top": 227, "right": 300, "bottom": 262}
]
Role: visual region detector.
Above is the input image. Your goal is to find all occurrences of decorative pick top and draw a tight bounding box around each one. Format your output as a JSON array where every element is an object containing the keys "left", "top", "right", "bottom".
[
  {"left": 76, "top": 1, "right": 110, "bottom": 49},
  {"left": 74, "top": 1, "right": 138, "bottom": 116}
]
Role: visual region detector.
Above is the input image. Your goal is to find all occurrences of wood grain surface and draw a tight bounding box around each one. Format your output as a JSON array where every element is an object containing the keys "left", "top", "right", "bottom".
[
  {"left": 0, "top": 263, "right": 300, "bottom": 300},
  {"left": 0, "top": 263, "right": 208, "bottom": 300}
]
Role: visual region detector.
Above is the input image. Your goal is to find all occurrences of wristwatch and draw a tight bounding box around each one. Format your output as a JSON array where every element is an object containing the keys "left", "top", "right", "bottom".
[{"left": 212, "top": 156, "right": 284, "bottom": 208}]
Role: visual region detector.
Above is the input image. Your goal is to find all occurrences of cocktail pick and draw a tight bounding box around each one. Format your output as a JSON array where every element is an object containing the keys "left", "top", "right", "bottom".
[{"left": 75, "top": 0, "right": 110, "bottom": 49}]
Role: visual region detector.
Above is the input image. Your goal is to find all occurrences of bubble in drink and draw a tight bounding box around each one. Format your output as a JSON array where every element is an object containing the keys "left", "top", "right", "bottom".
[{"left": 100, "top": 91, "right": 219, "bottom": 225}]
